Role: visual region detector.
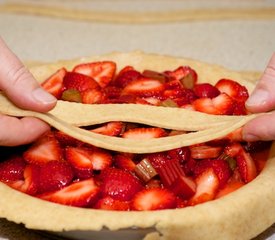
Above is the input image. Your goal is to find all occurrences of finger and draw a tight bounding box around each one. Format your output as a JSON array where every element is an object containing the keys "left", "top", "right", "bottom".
[
  {"left": 245, "top": 53, "right": 275, "bottom": 113},
  {"left": 0, "top": 114, "right": 50, "bottom": 146},
  {"left": 0, "top": 37, "right": 56, "bottom": 112},
  {"left": 242, "top": 112, "right": 275, "bottom": 141}
]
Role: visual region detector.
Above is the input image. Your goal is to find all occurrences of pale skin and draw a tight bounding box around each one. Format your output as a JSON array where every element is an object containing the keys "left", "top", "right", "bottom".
[
  {"left": 243, "top": 52, "right": 275, "bottom": 141},
  {"left": 0, "top": 37, "right": 57, "bottom": 146}
]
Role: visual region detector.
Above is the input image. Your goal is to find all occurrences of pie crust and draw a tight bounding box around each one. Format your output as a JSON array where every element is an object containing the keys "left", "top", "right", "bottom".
[
  {"left": 0, "top": 51, "right": 274, "bottom": 240},
  {"left": 1, "top": 2, "right": 275, "bottom": 23}
]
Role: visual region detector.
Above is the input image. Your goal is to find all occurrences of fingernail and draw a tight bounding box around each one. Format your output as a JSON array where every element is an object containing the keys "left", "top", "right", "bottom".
[
  {"left": 242, "top": 133, "right": 259, "bottom": 142},
  {"left": 32, "top": 88, "right": 56, "bottom": 104},
  {"left": 246, "top": 89, "right": 269, "bottom": 107}
]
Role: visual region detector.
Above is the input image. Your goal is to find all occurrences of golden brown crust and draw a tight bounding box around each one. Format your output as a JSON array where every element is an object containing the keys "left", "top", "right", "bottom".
[{"left": 0, "top": 52, "right": 274, "bottom": 240}]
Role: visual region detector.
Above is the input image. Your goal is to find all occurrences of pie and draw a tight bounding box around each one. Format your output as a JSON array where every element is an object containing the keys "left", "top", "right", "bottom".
[{"left": 0, "top": 51, "right": 274, "bottom": 240}]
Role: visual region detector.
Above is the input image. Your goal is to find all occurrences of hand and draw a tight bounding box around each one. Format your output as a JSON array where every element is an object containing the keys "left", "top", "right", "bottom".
[
  {"left": 0, "top": 37, "right": 57, "bottom": 146},
  {"left": 243, "top": 52, "right": 275, "bottom": 141}
]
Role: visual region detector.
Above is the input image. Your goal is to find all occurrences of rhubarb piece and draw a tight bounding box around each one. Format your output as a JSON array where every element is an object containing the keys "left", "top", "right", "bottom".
[
  {"left": 61, "top": 89, "right": 82, "bottom": 103},
  {"left": 134, "top": 158, "right": 158, "bottom": 182}
]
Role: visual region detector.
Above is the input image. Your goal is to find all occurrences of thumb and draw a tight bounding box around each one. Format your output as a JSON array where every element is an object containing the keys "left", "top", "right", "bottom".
[
  {"left": 0, "top": 37, "right": 56, "bottom": 112},
  {"left": 245, "top": 53, "right": 275, "bottom": 113}
]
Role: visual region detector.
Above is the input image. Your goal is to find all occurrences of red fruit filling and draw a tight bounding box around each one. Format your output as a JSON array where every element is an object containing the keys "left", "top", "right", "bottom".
[{"left": 0, "top": 61, "right": 271, "bottom": 211}]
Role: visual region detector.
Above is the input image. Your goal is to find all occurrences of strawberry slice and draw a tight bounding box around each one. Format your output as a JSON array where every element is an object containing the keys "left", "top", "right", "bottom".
[
  {"left": 73, "top": 61, "right": 116, "bottom": 87},
  {"left": 0, "top": 155, "right": 26, "bottom": 182},
  {"left": 65, "top": 146, "right": 112, "bottom": 179},
  {"left": 114, "top": 154, "right": 136, "bottom": 171},
  {"left": 39, "top": 178, "right": 100, "bottom": 207},
  {"left": 194, "top": 159, "right": 232, "bottom": 187},
  {"left": 215, "top": 79, "right": 249, "bottom": 102},
  {"left": 188, "top": 168, "right": 219, "bottom": 206},
  {"left": 7, "top": 164, "right": 40, "bottom": 195},
  {"left": 164, "top": 66, "right": 197, "bottom": 89},
  {"left": 113, "top": 67, "right": 142, "bottom": 88},
  {"left": 41, "top": 67, "right": 66, "bottom": 98},
  {"left": 192, "top": 92, "right": 235, "bottom": 115},
  {"left": 54, "top": 130, "right": 83, "bottom": 147},
  {"left": 23, "top": 132, "right": 62, "bottom": 165},
  {"left": 100, "top": 168, "right": 143, "bottom": 201},
  {"left": 122, "top": 78, "right": 165, "bottom": 97},
  {"left": 190, "top": 145, "right": 223, "bottom": 159},
  {"left": 122, "top": 127, "right": 167, "bottom": 139},
  {"left": 131, "top": 188, "right": 177, "bottom": 211},
  {"left": 224, "top": 143, "right": 257, "bottom": 183},
  {"left": 63, "top": 72, "right": 99, "bottom": 92},
  {"left": 91, "top": 122, "right": 125, "bottom": 137},
  {"left": 37, "top": 160, "right": 74, "bottom": 194},
  {"left": 94, "top": 196, "right": 130, "bottom": 211},
  {"left": 216, "top": 178, "right": 244, "bottom": 199},
  {"left": 81, "top": 88, "right": 106, "bottom": 104},
  {"left": 194, "top": 83, "right": 220, "bottom": 98}
]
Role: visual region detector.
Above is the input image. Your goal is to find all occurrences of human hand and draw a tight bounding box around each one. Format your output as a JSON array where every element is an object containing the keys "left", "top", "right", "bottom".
[
  {"left": 243, "top": 53, "right": 275, "bottom": 141},
  {"left": 0, "top": 37, "right": 56, "bottom": 146}
]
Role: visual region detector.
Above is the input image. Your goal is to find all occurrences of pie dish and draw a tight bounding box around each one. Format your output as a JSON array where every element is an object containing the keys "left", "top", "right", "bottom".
[{"left": 0, "top": 51, "right": 275, "bottom": 240}]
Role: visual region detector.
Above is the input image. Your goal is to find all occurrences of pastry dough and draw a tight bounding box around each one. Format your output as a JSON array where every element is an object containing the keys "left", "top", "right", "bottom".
[
  {"left": 1, "top": 2, "right": 275, "bottom": 23},
  {"left": 0, "top": 52, "right": 274, "bottom": 240}
]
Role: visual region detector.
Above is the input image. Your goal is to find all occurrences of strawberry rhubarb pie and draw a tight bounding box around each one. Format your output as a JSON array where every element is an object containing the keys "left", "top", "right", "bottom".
[{"left": 0, "top": 52, "right": 274, "bottom": 240}]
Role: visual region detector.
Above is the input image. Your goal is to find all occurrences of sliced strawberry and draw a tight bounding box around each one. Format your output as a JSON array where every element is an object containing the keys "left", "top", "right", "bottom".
[
  {"left": 167, "top": 147, "right": 191, "bottom": 164},
  {"left": 41, "top": 67, "right": 66, "bottom": 98},
  {"left": 81, "top": 88, "right": 106, "bottom": 104},
  {"left": 0, "top": 155, "right": 26, "bottom": 182},
  {"left": 114, "top": 154, "right": 136, "bottom": 171},
  {"left": 7, "top": 164, "right": 40, "bottom": 195},
  {"left": 91, "top": 122, "right": 125, "bottom": 137},
  {"left": 224, "top": 143, "right": 257, "bottom": 183},
  {"left": 113, "top": 67, "right": 142, "bottom": 88},
  {"left": 194, "top": 83, "right": 220, "bottom": 98},
  {"left": 100, "top": 168, "right": 143, "bottom": 201},
  {"left": 39, "top": 178, "right": 100, "bottom": 207},
  {"left": 216, "top": 178, "right": 244, "bottom": 199},
  {"left": 23, "top": 132, "right": 62, "bottom": 165},
  {"left": 164, "top": 66, "right": 197, "bottom": 89},
  {"left": 94, "top": 196, "right": 130, "bottom": 211},
  {"left": 215, "top": 79, "right": 249, "bottom": 102},
  {"left": 103, "top": 86, "right": 122, "bottom": 100},
  {"left": 145, "top": 179, "right": 162, "bottom": 189},
  {"left": 37, "top": 160, "right": 74, "bottom": 194},
  {"left": 235, "top": 148, "right": 257, "bottom": 183},
  {"left": 54, "top": 131, "right": 83, "bottom": 147},
  {"left": 122, "top": 127, "right": 167, "bottom": 139},
  {"left": 63, "top": 72, "right": 99, "bottom": 92},
  {"left": 188, "top": 168, "right": 219, "bottom": 206},
  {"left": 122, "top": 78, "right": 165, "bottom": 97},
  {"left": 131, "top": 188, "right": 177, "bottom": 211},
  {"left": 88, "top": 147, "right": 113, "bottom": 171},
  {"left": 192, "top": 93, "right": 235, "bottom": 115},
  {"left": 190, "top": 145, "right": 223, "bottom": 159},
  {"left": 73, "top": 61, "right": 116, "bottom": 87},
  {"left": 194, "top": 159, "right": 232, "bottom": 187},
  {"left": 65, "top": 147, "right": 93, "bottom": 179},
  {"left": 163, "top": 88, "right": 197, "bottom": 105}
]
